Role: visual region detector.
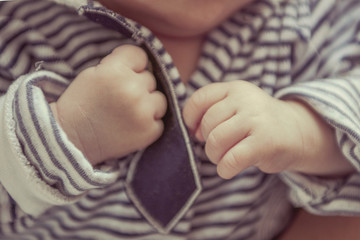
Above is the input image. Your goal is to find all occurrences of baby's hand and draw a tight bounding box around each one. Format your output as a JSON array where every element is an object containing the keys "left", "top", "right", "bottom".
[
  {"left": 50, "top": 45, "right": 167, "bottom": 165},
  {"left": 183, "top": 81, "right": 305, "bottom": 179}
]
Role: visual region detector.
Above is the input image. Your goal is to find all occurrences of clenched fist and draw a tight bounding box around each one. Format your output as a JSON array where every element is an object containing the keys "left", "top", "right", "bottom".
[
  {"left": 183, "top": 81, "right": 353, "bottom": 179},
  {"left": 50, "top": 45, "right": 167, "bottom": 166}
]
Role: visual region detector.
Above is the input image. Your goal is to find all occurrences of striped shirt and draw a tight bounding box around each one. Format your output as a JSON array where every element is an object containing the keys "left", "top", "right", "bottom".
[{"left": 0, "top": 0, "right": 360, "bottom": 239}]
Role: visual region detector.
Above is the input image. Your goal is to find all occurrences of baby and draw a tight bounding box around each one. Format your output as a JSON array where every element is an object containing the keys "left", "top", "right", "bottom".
[{"left": 1, "top": 0, "right": 360, "bottom": 239}]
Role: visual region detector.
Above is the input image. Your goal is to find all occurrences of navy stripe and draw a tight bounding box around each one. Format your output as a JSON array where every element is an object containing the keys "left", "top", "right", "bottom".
[
  {"left": 193, "top": 199, "right": 262, "bottom": 219},
  {"left": 9, "top": 198, "right": 17, "bottom": 234},
  {"left": 310, "top": 2, "right": 333, "bottom": 35},
  {"left": 323, "top": 81, "right": 360, "bottom": 117},
  {"left": 310, "top": 84, "right": 360, "bottom": 120},
  {"left": 201, "top": 170, "right": 263, "bottom": 191},
  {"left": 13, "top": 90, "right": 76, "bottom": 196},
  {"left": 0, "top": 69, "right": 12, "bottom": 82},
  {"left": 65, "top": 37, "right": 120, "bottom": 63},
  {"left": 47, "top": 104, "right": 111, "bottom": 188},
  {"left": 326, "top": 117, "right": 360, "bottom": 143},
  {"left": 197, "top": 68, "right": 218, "bottom": 83},
  {"left": 54, "top": 25, "right": 107, "bottom": 50},
  {"left": 348, "top": 142, "right": 360, "bottom": 166},
  {"left": 0, "top": 26, "right": 30, "bottom": 54},
  {"left": 46, "top": 17, "right": 89, "bottom": 39},
  {"left": 0, "top": 16, "right": 11, "bottom": 30},
  {"left": 228, "top": 59, "right": 291, "bottom": 74},
  {"left": 201, "top": 52, "right": 228, "bottom": 74},
  {"left": 317, "top": 42, "right": 360, "bottom": 77},
  {"left": 191, "top": 215, "right": 259, "bottom": 231},
  {"left": 6, "top": 41, "right": 58, "bottom": 70},
  {"left": 1, "top": 0, "right": 34, "bottom": 18},
  {"left": 27, "top": 80, "right": 103, "bottom": 191},
  {"left": 35, "top": 216, "right": 155, "bottom": 238},
  {"left": 22, "top": 1, "right": 55, "bottom": 22},
  {"left": 38, "top": 11, "right": 81, "bottom": 34},
  {"left": 313, "top": 194, "right": 360, "bottom": 209},
  {"left": 191, "top": 216, "right": 259, "bottom": 239},
  {"left": 50, "top": 204, "right": 144, "bottom": 223},
  {"left": 15, "top": 96, "right": 81, "bottom": 197},
  {"left": 196, "top": 174, "right": 269, "bottom": 206}
]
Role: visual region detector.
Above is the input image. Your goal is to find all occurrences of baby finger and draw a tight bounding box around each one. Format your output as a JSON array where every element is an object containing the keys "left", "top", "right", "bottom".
[
  {"left": 205, "top": 114, "right": 248, "bottom": 165},
  {"left": 216, "top": 138, "right": 255, "bottom": 179}
]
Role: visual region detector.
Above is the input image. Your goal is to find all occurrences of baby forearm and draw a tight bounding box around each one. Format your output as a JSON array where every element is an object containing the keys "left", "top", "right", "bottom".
[{"left": 285, "top": 100, "right": 355, "bottom": 177}]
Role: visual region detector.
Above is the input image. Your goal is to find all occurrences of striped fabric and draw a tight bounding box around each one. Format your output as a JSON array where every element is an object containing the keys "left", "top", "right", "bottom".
[{"left": 0, "top": 0, "right": 359, "bottom": 239}]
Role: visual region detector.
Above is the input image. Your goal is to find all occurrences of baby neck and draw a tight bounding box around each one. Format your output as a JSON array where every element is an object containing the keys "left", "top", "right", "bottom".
[{"left": 156, "top": 34, "right": 205, "bottom": 84}]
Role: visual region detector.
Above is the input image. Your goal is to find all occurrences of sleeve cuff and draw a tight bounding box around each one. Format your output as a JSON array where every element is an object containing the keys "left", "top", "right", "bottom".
[
  {"left": 0, "top": 71, "right": 121, "bottom": 216},
  {"left": 280, "top": 171, "right": 360, "bottom": 215},
  {"left": 275, "top": 78, "right": 360, "bottom": 171},
  {"left": 275, "top": 78, "right": 360, "bottom": 215}
]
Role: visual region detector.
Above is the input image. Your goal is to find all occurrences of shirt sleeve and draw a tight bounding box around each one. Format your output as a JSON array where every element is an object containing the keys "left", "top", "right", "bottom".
[
  {"left": 275, "top": 77, "right": 360, "bottom": 215},
  {"left": 0, "top": 70, "right": 121, "bottom": 218},
  {"left": 274, "top": 0, "right": 360, "bottom": 215}
]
